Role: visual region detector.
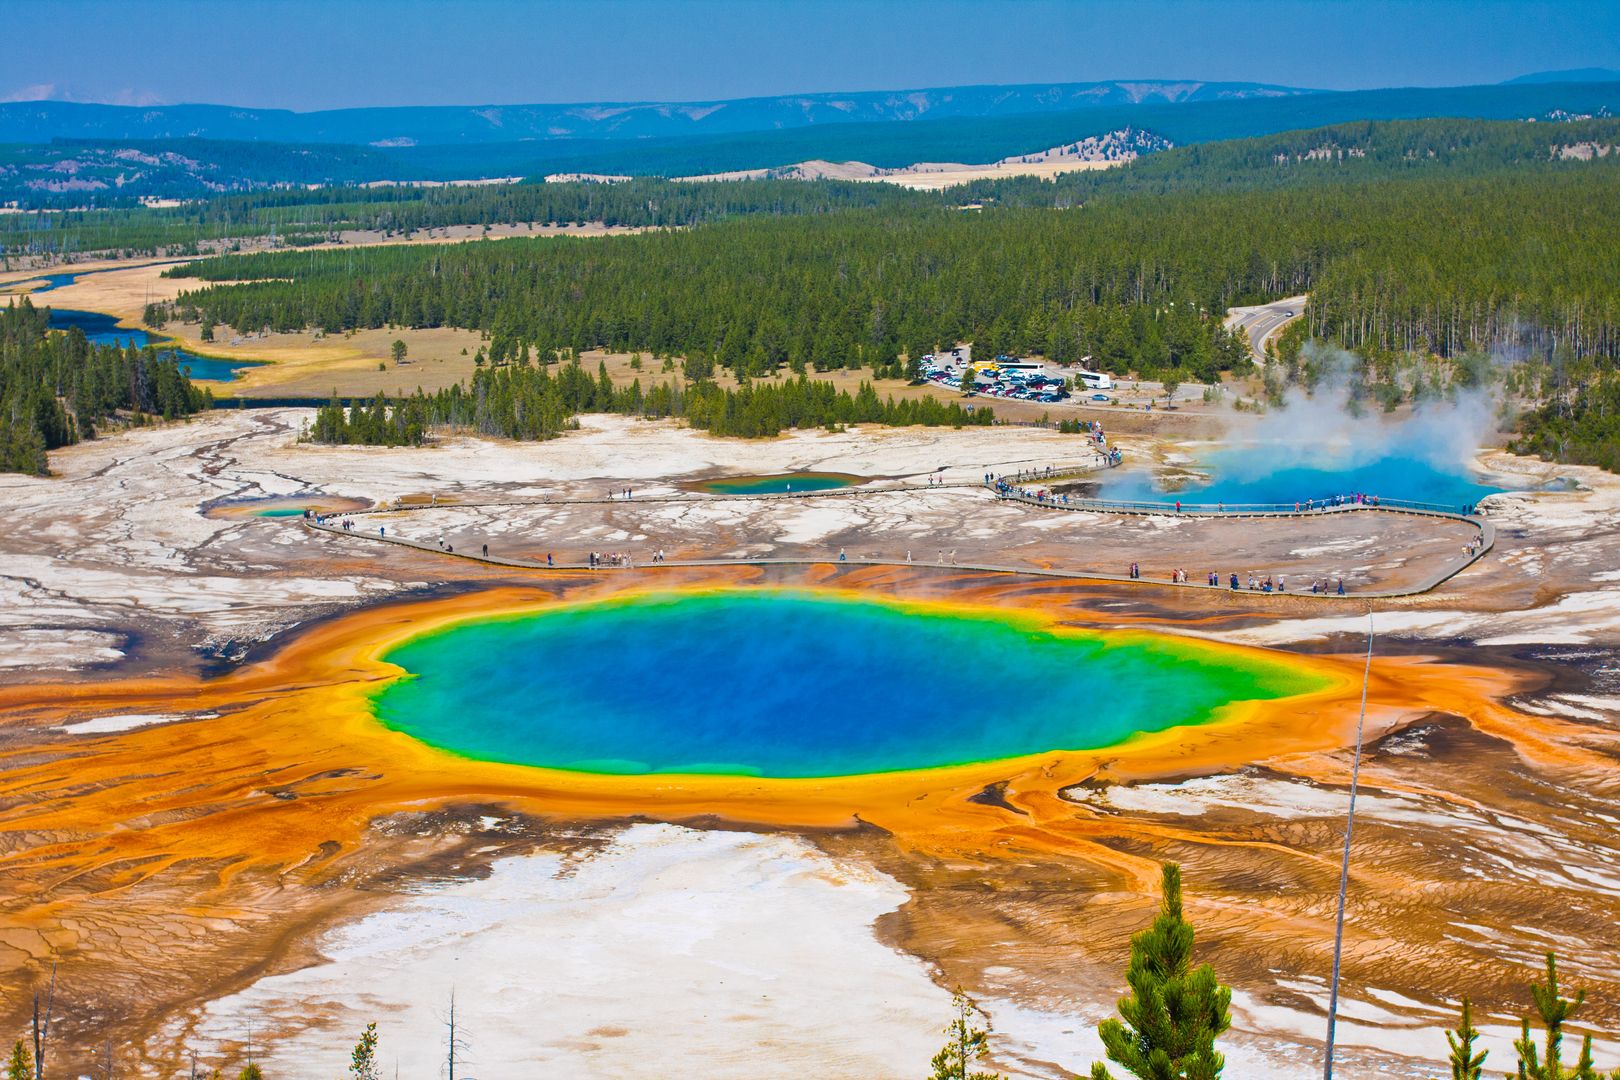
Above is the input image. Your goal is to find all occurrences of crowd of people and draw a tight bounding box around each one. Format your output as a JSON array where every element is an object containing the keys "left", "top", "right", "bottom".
[{"left": 1131, "top": 566, "right": 1351, "bottom": 594}]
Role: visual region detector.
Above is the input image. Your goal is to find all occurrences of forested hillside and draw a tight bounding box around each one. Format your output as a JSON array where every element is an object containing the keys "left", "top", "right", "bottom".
[
  {"left": 968, "top": 117, "right": 1620, "bottom": 201},
  {"left": 7, "top": 115, "right": 1615, "bottom": 262},
  {"left": 0, "top": 298, "right": 211, "bottom": 474},
  {"left": 158, "top": 158, "right": 1620, "bottom": 383}
]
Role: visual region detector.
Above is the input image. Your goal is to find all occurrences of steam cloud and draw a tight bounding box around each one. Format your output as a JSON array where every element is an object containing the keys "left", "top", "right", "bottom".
[{"left": 1223, "top": 346, "right": 1500, "bottom": 480}]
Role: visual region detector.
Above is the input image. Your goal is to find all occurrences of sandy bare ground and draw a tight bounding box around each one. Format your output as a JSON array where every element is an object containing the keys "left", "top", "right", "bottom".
[
  {"left": 678, "top": 132, "right": 1140, "bottom": 190},
  {"left": 3, "top": 413, "right": 1619, "bottom": 1078},
  {"left": 684, "top": 155, "right": 1119, "bottom": 190}
]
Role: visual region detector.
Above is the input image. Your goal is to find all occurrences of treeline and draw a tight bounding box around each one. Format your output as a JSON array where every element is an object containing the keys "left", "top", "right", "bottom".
[
  {"left": 304, "top": 362, "right": 995, "bottom": 446},
  {"left": 0, "top": 177, "right": 925, "bottom": 261},
  {"left": 0, "top": 298, "right": 210, "bottom": 474}
]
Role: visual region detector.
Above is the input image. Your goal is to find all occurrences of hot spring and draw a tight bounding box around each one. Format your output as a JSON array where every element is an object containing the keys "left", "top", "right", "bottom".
[
  {"left": 1099, "top": 448, "right": 1503, "bottom": 511},
  {"left": 1099, "top": 396, "right": 1512, "bottom": 511},
  {"left": 691, "top": 473, "right": 863, "bottom": 495},
  {"left": 371, "top": 590, "right": 1327, "bottom": 778}
]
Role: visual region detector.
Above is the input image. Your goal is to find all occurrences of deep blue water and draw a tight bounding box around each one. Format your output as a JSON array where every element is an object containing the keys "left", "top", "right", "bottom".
[
  {"left": 371, "top": 590, "right": 1323, "bottom": 778},
  {"left": 26, "top": 271, "right": 84, "bottom": 293},
  {"left": 46, "top": 309, "right": 263, "bottom": 382}
]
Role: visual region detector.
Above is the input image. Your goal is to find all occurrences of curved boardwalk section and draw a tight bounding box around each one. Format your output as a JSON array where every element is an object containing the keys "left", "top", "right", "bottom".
[{"left": 302, "top": 470, "right": 1494, "bottom": 600}]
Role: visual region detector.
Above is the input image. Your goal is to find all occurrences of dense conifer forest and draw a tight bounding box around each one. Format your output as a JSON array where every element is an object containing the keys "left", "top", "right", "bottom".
[
  {"left": 0, "top": 298, "right": 211, "bottom": 474},
  {"left": 305, "top": 362, "right": 994, "bottom": 446},
  {"left": 159, "top": 159, "right": 1620, "bottom": 380}
]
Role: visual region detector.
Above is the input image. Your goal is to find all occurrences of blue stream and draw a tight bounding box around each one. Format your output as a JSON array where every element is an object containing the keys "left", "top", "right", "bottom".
[{"left": 45, "top": 309, "right": 263, "bottom": 382}]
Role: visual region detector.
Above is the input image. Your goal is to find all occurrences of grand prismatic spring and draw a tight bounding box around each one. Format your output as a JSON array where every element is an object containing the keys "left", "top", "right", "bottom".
[{"left": 371, "top": 589, "right": 1329, "bottom": 777}]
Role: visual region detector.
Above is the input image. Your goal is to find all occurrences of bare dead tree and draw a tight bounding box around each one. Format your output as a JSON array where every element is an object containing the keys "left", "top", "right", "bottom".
[
  {"left": 32, "top": 963, "right": 54, "bottom": 1080},
  {"left": 443, "top": 989, "right": 474, "bottom": 1080}
]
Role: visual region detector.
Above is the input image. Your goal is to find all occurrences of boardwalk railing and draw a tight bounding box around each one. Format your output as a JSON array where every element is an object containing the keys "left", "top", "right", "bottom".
[
  {"left": 990, "top": 487, "right": 1481, "bottom": 519},
  {"left": 301, "top": 471, "right": 1496, "bottom": 600}
]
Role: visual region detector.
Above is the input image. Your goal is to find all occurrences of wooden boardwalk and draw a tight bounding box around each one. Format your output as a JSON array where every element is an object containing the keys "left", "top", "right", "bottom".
[{"left": 302, "top": 473, "right": 1494, "bottom": 601}]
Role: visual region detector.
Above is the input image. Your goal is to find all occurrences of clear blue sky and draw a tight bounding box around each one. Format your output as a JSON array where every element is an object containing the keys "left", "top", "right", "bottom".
[{"left": 7, "top": 0, "right": 1620, "bottom": 110}]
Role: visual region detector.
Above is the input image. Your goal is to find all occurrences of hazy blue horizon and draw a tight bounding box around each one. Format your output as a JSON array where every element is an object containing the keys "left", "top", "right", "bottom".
[{"left": 8, "top": 0, "right": 1620, "bottom": 113}]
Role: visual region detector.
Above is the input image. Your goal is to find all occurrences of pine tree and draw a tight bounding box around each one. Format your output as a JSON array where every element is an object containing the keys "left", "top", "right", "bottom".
[
  {"left": 1090, "top": 863, "right": 1232, "bottom": 1080},
  {"left": 348, "top": 1023, "right": 379, "bottom": 1080},
  {"left": 237, "top": 1063, "right": 262, "bottom": 1080},
  {"left": 5, "top": 1040, "right": 30, "bottom": 1080},
  {"left": 929, "top": 990, "right": 1000, "bottom": 1080},
  {"left": 1510, "top": 954, "right": 1601, "bottom": 1080},
  {"left": 1438, "top": 997, "right": 1486, "bottom": 1080}
]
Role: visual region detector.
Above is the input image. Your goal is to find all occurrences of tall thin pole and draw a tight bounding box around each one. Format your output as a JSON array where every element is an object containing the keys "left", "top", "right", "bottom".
[{"left": 1323, "top": 613, "right": 1374, "bottom": 1079}]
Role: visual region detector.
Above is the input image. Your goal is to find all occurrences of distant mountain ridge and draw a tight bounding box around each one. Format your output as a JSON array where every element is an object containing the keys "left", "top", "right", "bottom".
[
  {"left": 0, "top": 80, "right": 1317, "bottom": 146},
  {"left": 1505, "top": 68, "right": 1620, "bottom": 85},
  {"left": 7, "top": 78, "right": 1620, "bottom": 206}
]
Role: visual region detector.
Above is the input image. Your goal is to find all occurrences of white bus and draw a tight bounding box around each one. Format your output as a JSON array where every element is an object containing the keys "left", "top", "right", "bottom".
[{"left": 1073, "top": 369, "right": 1114, "bottom": 391}]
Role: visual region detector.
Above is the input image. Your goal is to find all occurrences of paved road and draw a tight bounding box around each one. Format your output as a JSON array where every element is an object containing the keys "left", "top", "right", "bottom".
[{"left": 1225, "top": 296, "right": 1308, "bottom": 364}]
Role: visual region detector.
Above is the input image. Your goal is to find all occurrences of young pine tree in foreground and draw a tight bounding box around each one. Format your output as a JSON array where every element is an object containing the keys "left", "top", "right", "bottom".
[
  {"left": 929, "top": 989, "right": 1000, "bottom": 1080},
  {"left": 349, "top": 1022, "right": 379, "bottom": 1080},
  {"left": 1090, "top": 863, "right": 1232, "bottom": 1080},
  {"left": 1511, "top": 954, "right": 1605, "bottom": 1080},
  {"left": 1437, "top": 997, "right": 1486, "bottom": 1080},
  {"left": 5, "top": 1040, "right": 30, "bottom": 1080}
]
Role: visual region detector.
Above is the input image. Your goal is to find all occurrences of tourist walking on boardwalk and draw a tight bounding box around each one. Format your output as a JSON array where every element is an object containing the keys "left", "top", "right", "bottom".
[{"left": 838, "top": 547, "right": 847, "bottom": 562}]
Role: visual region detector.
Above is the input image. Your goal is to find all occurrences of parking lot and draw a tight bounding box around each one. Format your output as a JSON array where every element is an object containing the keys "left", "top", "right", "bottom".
[{"left": 920, "top": 352, "right": 1114, "bottom": 405}]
